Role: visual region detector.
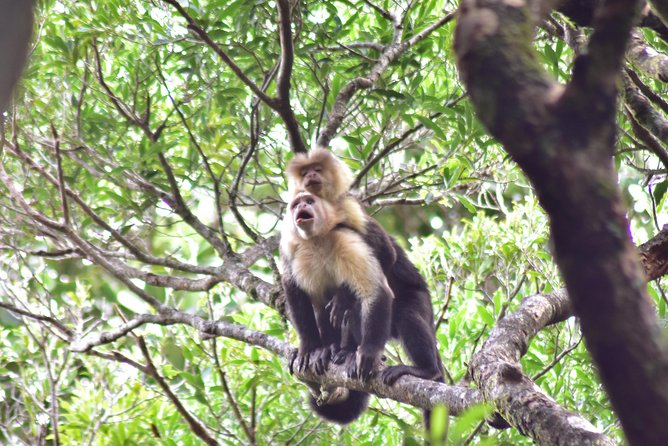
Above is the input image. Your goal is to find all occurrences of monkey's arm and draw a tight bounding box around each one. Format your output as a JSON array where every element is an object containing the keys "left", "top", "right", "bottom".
[
  {"left": 328, "top": 286, "right": 361, "bottom": 360},
  {"left": 311, "top": 305, "right": 342, "bottom": 374},
  {"left": 355, "top": 283, "right": 393, "bottom": 380},
  {"left": 283, "top": 277, "right": 329, "bottom": 374}
]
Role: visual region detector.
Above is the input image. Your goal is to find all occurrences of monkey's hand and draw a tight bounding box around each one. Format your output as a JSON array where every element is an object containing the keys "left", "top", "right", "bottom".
[
  {"left": 310, "top": 346, "right": 331, "bottom": 375},
  {"left": 326, "top": 292, "right": 353, "bottom": 329},
  {"left": 290, "top": 344, "right": 331, "bottom": 375},
  {"left": 331, "top": 346, "right": 355, "bottom": 365},
  {"left": 353, "top": 347, "right": 381, "bottom": 381}
]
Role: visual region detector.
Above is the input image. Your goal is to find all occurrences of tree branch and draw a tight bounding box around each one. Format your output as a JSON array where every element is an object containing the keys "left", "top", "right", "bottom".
[
  {"left": 468, "top": 290, "right": 615, "bottom": 446},
  {"left": 161, "top": 0, "right": 274, "bottom": 107},
  {"left": 455, "top": 0, "right": 668, "bottom": 441},
  {"left": 161, "top": 0, "right": 307, "bottom": 153},
  {"left": 316, "top": 12, "right": 454, "bottom": 148},
  {"left": 136, "top": 336, "right": 220, "bottom": 446},
  {"left": 0, "top": 301, "right": 73, "bottom": 338},
  {"left": 622, "top": 72, "right": 668, "bottom": 144},
  {"left": 71, "top": 307, "right": 482, "bottom": 417},
  {"left": 5, "top": 143, "right": 221, "bottom": 276},
  {"left": 627, "top": 30, "right": 668, "bottom": 82}
]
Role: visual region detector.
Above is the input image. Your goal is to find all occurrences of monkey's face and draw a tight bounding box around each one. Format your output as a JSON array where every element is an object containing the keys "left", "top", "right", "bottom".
[
  {"left": 300, "top": 164, "right": 327, "bottom": 195},
  {"left": 289, "top": 192, "right": 328, "bottom": 239}
]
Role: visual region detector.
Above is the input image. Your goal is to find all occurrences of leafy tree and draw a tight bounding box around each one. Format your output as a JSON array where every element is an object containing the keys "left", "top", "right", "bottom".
[{"left": 0, "top": 0, "right": 667, "bottom": 445}]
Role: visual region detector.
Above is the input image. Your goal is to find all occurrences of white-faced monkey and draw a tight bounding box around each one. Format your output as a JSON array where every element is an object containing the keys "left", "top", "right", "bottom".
[
  {"left": 282, "top": 148, "right": 445, "bottom": 424},
  {"left": 280, "top": 191, "right": 393, "bottom": 423}
]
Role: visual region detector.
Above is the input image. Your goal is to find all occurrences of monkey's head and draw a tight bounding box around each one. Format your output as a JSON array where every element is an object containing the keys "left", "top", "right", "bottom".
[
  {"left": 286, "top": 147, "right": 354, "bottom": 201},
  {"left": 286, "top": 192, "right": 337, "bottom": 240}
]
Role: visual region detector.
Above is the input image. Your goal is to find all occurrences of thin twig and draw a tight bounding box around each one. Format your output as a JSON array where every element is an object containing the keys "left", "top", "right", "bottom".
[
  {"left": 435, "top": 277, "right": 455, "bottom": 334},
  {"left": 51, "top": 125, "right": 69, "bottom": 225},
  {"left": 532, "top": 336, "right": 583, "bottom": 381},
  {"left": 0, "top": 301, "right": 73, "bottom": 337},
  {"left": 135, "top": 336, "right": 221, "bottom": 446}
]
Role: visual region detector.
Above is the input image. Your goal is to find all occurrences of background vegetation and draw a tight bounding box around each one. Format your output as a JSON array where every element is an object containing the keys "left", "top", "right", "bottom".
[{"left": 0, "top": 0, "right": 667, "bottom": 444}]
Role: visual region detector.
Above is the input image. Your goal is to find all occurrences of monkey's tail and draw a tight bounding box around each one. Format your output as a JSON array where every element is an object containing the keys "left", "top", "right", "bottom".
[{"left": 309, "top": 390, "right": 369, "bottom": 424}]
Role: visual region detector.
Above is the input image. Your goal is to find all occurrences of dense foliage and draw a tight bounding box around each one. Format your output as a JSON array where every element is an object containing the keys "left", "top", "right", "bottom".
[{"left": 1, "top": 0, "right": 667, "bottom": 444}]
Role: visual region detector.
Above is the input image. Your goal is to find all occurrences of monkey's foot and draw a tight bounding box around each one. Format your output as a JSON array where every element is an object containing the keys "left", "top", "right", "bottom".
[
  {"left": 380, "top": 364, "right": 443, "bottom": 386},
  {"left": 316, "top": 385, "right": 350, "bottom": 406},
  {"left": 331, "top": 348, "right": 355, "bottom": 365}
]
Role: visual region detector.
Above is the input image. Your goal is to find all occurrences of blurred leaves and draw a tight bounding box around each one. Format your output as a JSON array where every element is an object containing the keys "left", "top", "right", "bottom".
[{"left": 0, "top": 0, "right": 666, "bottom": 445}]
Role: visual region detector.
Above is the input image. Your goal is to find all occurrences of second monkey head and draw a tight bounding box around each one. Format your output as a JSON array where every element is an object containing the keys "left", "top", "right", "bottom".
[{"left": 286, "top": 147, "right": 354, "bottom": 201}]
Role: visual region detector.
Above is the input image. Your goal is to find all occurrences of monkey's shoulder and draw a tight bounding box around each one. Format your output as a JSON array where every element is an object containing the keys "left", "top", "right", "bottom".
[{"left": 339, "top": 196, "right": 367, "bottom": 233}]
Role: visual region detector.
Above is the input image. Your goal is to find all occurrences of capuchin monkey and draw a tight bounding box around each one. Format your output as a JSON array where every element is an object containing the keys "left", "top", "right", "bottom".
[
  {"left": 286, "top": 148, "right": 445, "bottom": 388},
  {"left": 280, "top": 191, "right": 393, "bottom": 423}
]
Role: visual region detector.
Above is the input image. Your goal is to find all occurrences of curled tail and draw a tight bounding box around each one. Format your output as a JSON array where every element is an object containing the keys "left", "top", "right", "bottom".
[{"left": 309, "top": 390, "right": 369, "bottom": 424}]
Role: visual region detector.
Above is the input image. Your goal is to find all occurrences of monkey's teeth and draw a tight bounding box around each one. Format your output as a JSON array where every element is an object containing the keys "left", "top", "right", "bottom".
[{"left": 296, "top": 210, "right": 313, "bottom": 220}]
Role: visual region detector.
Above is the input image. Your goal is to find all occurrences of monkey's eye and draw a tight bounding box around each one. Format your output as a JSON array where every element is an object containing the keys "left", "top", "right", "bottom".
[{"left": 313, "top": 166, "right": 322, "bottom": 173}]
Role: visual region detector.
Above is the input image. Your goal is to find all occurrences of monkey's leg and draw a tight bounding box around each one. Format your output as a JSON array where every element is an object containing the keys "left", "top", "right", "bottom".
[
  {"left": 332, "top": 301, "right": 362, "bottom": 368},
  {"left": 309, "top": 305, "right": 341, "bottom": 375},
  {"left": 284, "top": 279, "right": 325, "bottom": 374},
  {"left": 381, "top": 293, "right": 444, "bottom": 386},
  {"left": 354, "top": 284, "right": 392, "bottom": 381}
]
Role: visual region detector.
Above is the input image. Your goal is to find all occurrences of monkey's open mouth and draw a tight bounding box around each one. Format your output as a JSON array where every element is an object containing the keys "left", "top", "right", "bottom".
[{"left": 295, "top": 209, "right": 314, "bottom": 224}]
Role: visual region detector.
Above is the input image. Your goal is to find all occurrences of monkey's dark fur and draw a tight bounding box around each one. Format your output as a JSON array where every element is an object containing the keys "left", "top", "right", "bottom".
[
  {"left": 282, "top": 150, "right": 445, "bottom": 425},
  {"left": 281, "top": 193, "right": 392, "bottom": 423}
]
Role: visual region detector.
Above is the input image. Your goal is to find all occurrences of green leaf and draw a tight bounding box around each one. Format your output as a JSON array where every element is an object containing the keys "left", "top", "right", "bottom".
[
  {"left": 429, "top": 404, "right": 449, "bottom": 445},
  {"left": 162, "top": 337, "right": 186, "bottom": 370},
  {"left": 415, "top": 114, "right": 448, "bottom": 141},
  {"left": 456, "top": 194, "right": 476, "bottom": 213},
  {"left": 652, "top": 180, "right": 668, "bottom": 206}
]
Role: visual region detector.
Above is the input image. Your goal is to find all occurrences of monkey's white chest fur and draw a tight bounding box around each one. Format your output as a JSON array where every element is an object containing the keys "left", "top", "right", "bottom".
[{"left": 290, "top": 230, "right": 383, "bottom": 307}]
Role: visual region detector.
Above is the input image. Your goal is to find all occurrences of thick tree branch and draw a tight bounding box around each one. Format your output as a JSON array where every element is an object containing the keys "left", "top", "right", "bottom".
[
  {"left": 640, "top": 226, "right": 668, "bottom": 279},
  {"left": 557, "top": 0, "right": 668, "bottom": 42},
  {"left": 568, "top": 0, "right": 641, "bottom": 100},
  {"left": 469, "top": 290, "right": 614, "bottom": 446},
  {"left": 455, "top": 0, "right": 668, "bottom": 442},
  {"left": 625, "top": 66, "right": 668, "bottom": 116},
  {"left": 627, "top": 31, "right": 668, "bottom": 82},
  {"left": 467, "top": 225, "right": 668, "bottom": 445},
  {"left": 70, "top": 307, "right": 481, "bottom": 418},
  {"left": 0, "top": 0, "right": 33, "bottom": 113},
  {"left": 624, "top": 107, "right": 668, "bottom": 171},
  {"left": 622, "top": 73, "right": 668, "bottom": 144}
]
